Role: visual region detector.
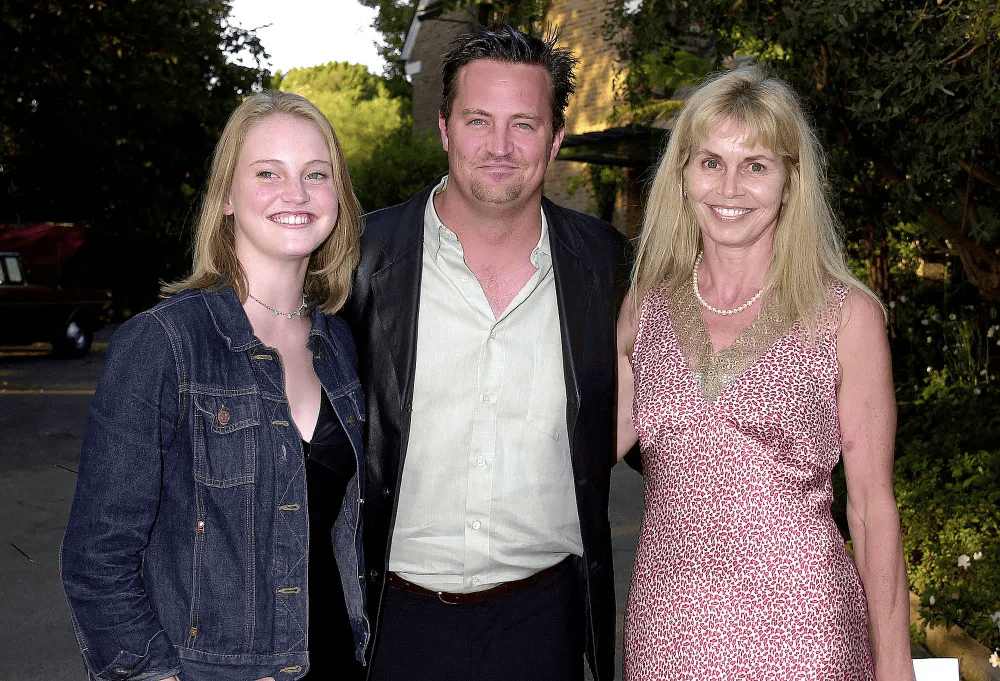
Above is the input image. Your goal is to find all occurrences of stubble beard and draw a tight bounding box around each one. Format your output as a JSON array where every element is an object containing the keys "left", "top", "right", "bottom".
[
  {"left": 468, "top": 153, "right": 526, "bottom": 205},
  {"left": 470, "top": 177, "right": 523, "bottom": 204}
]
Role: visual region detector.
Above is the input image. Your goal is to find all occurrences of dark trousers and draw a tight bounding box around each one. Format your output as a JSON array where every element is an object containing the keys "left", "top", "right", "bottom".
[{"left": 369, "top": 562, "right": 584, "bottom": 681}]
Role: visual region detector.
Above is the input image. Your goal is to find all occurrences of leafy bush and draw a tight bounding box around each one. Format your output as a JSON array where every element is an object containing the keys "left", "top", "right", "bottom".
[
  {"left": 894, "top": 379, "right": 1000, "bottom": 652},
  {"left": 350, "top": 124, "right": 447, "bottom": 213}
]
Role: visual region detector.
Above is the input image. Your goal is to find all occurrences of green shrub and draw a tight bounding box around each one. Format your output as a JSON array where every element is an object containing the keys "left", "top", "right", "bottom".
[{"left": 894, "top": 378, "right": 1000, "bottom": 651}]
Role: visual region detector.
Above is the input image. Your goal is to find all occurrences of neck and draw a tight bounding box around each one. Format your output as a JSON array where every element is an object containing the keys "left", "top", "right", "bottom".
[{"left": 240, "top": 257, "right": 311, "bottom": 338}]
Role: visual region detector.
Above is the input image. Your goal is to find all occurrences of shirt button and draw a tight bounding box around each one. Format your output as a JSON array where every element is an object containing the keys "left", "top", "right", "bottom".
[
  {"left": 471, "top": 576, "right": 481, "bottom": 586},
  {"left": 477, "top": 457, "right": 486, "bottom": 467},
  {"left": 460, "top": 275, "right": 469, "bottom": 283},
  {"left": 482, "top": 395, "right": 491, "bottom": 403},
  {"left": 489, "top": 331, "right": 497, "bottom": 339},
  {"left": 472, "top": 520, "right": 481, "bottom": 530}
]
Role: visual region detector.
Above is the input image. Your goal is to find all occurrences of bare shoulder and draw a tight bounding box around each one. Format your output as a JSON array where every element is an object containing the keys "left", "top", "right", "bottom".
[
  {"left": 839, "top": 286, "right": 887, "bottom": 341},
  {"left": 837, "top": 286, "right": 891, "bottom": 384}
]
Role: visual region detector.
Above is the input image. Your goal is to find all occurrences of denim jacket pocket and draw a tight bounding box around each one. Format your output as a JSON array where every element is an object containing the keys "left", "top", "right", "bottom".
[{"left": 192, "top": 392, "right": 260, "bottom": 488}]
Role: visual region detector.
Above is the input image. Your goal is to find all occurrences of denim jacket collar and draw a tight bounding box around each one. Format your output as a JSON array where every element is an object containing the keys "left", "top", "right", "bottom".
[{"left": 202, "top": 286, "right": 338, "bottom": 355}]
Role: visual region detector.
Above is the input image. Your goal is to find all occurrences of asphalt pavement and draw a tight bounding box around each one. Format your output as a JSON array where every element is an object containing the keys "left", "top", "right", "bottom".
[{"left": 0, "top": 327, "right": 645, "bottom": 681}]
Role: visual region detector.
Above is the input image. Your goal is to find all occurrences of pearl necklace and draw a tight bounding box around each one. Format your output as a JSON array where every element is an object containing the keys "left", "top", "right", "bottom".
[
  {"left": 692, "top": 252, "right": 763, "bottom": 316},
  {"left": 247, "top": 292, "right": 308, "bottom": 319}
]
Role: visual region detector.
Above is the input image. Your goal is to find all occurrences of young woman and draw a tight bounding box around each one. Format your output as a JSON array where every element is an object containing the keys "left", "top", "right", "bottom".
[{"left": 61, "top": 90, "right": 368, "bottom": 681}]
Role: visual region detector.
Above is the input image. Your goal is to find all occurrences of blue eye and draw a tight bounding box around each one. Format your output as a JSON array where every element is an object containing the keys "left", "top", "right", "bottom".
[
  {"left": 749, "top": 162, "right": 764, "bottom": 172},
  {"left": 306, "top": 171, "right": 327, "bottom": 180},
  {"left": 705, "top": 159, "right": 719, "bottom": 169},
  {"left": 256, "top": 170, "right": 276, "bottom": 179}
]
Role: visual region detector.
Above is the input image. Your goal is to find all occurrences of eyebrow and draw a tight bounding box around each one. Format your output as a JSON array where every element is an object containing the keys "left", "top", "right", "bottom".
[
  {"left": 248, "top": 159, "right": 332, "bottom": 166},
  {"left": 694, "top": 149, "right": 777, "bottom": 162},
  {"left": 459, "top": 108, "right": 543, "bottom": 121}
]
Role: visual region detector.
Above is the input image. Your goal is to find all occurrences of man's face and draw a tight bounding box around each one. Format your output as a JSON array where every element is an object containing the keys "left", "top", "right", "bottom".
[{"left": 439, "top": 59, "right": 565, "bottom": 208}]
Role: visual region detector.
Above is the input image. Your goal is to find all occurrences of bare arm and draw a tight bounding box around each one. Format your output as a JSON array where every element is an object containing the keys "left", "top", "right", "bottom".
[
  {"left": 837, "top": 289, "right": 914, "bottom": 681},
  {"left": 617, "top": 294, "right": 640, "bottom": 460}
]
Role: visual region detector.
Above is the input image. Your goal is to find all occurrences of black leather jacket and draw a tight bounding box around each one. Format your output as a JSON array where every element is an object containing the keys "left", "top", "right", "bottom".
[{"left": 343, "top": 182, "right": 632, "bottom": 681}]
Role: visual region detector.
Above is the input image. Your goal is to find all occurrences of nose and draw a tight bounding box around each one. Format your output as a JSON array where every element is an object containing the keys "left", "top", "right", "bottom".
[
  {"left": 282, "top": 176, "right": 309, "bottom": 204},
  {"left": 721, "top": 167, "right": 742, "bottom": 198},
  {"left": 489, "top": 125, "right": 513, "bottom": 157}
]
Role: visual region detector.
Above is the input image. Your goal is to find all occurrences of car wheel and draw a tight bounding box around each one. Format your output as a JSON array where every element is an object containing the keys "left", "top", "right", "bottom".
[{"left": 52, "top": 318, "right": 93, "bottom": 358}]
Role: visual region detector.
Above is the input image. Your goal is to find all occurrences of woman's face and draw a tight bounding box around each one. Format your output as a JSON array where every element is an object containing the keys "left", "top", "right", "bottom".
[
  {"left": 225, "top": 112, "right": 338, "bottom": 267},
  {"left": 684, "top": 116, "right": 788, "bottom": 253}
]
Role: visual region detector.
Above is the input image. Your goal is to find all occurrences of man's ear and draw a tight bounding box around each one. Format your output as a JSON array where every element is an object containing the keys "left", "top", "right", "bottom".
[
  {"left": 439, "top": 113, "right": 449, "bottom": 152},
  {"left": 549, "top": 126, "right": 566, "bottom": 163}
]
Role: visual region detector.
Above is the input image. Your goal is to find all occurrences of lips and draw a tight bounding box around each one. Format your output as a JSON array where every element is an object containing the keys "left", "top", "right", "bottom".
[
  {"left": 269, "top": 213, "right": 315, "bottom": 225},
  {"left": 711, "top": 206, "right": 753, "bottom": 218}
]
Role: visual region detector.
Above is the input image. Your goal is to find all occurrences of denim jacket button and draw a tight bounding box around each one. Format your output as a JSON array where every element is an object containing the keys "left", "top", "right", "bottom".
[
  {"left": 217, "top": 407, "right": 230, "bottom": 426},
  {"left": 197, "top": 520, "right": 205, "bottom": 533},
  {"left": 348, "top": 415, "right": 357, "bottom": 426}
]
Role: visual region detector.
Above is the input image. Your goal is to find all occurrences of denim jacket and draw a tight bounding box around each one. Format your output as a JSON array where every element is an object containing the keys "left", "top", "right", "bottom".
[{"left": 61, "top": 287, "right": 369, "bottom": 681}]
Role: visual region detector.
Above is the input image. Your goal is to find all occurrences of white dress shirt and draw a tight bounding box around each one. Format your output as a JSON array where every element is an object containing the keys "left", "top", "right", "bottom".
[{"left": 388, "top": 177, "right": 583, "bottom": 592}]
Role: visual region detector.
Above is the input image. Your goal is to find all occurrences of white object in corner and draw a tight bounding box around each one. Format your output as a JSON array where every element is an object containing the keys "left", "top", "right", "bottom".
[{"left": 913, "top": 658, "right": 960, "bottom": 681}]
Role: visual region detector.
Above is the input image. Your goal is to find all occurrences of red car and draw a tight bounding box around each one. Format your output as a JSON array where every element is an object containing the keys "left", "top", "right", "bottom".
[{"left": 0, "top": 250, "right": 112, "bottom": 357}]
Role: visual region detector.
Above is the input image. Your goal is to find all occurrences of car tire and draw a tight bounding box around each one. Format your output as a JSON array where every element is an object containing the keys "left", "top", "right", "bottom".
[{"left": 52, "top": 317, "right": 93, "bottom": 358}]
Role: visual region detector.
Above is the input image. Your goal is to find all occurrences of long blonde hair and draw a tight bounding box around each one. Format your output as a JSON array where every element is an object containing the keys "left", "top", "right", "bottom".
[
  {"left": 632, "top": 65, "right": 876, "bottom": 325},
  {"left": 163, "top": 90, "right": 361, "bottom": 314}
]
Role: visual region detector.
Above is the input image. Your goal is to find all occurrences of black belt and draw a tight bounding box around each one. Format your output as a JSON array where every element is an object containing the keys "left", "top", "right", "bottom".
[{"left": 387, "top": 558, "right": 568, "bottom": 605}]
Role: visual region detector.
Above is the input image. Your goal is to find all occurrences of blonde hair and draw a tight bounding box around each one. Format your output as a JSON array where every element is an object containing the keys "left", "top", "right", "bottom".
[
  {"left": 163, "top": 90, "right": 361, "bottom": 314},
  {"left": 632, "top": 65, "right": 877, "bottom": 325}
]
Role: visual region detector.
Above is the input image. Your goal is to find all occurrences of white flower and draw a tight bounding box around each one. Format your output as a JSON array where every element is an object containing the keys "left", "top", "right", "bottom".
[
  {"left": 958, "top": 554, "right": 971, "bottom": 569},
  {"left": 949, "top": 313, "right": 957, "bottom": 320},
  {"left": 988, "top": 326, "right": 997, "bottom": 338},
  {"left": 974, "top": 388, "right": 982, "bottom": 395},
  {"left": 991, "top": 650, "right": 1000, "bottom": 668},
  {"left": 889, "top": 300, "right": 896, "bottom": 309},
  {"left": 991, "top": 611, "right": 1000, "bottom": 624},
  {"left": 929, "top": 595, "right": 937, "bottom": 605},
  {"left": 921, "top": 319, "right": 930, "bottom": 326},
  {"left": 974, "top": 551, "right": 983, "bottom": 560},
  {"left": 927, "top": 336, "right": 933, "bottom": 344},
  {"left": 900, "top": 295, "right": 908, "bottom": 302}
]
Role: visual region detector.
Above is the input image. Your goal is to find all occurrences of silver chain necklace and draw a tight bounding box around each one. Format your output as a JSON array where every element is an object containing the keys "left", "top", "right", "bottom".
[
  {"left": 247, "top": 292, "right": 308, "bottom": 319},
  {"left": 692, "top": 252, "right": 763, "bottom": 316}
]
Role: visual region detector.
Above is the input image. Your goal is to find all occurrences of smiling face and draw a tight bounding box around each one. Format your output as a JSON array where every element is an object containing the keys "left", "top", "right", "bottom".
[
  {"left": 684, "top": 117, "right": 788, "bottom": 254},
  {"left": 225, "top": 112, "right": 338, "bottom": 268},
  {"left": 439, "top": 59, "right": 565, "bottom": 209}
]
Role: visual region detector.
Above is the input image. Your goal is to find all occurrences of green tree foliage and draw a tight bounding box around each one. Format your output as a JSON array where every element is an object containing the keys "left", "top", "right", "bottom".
[
  {"left": 1, "top": 0, "right": 267, "bottom": 310},
  {"left": 272, "top": 62, "right": 408, "bottom": 168},
  {"left": 271, "top": 62, "right": 447, "bottom": 211},
  {"left": 606, "top": 0, "right": 1000, "bottom": 301},
  {"left": 359, "top": 0, "right": 552, "bottom": 80},
  {"left": 350, "top": 124, "right": 448, "bottom": 211}
]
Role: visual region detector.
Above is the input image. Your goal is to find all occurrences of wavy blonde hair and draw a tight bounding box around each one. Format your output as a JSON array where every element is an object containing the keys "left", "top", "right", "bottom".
[
  {"left": 163, "top": 90, "right": 361, "bottom": 314},
  {"left": 632, "top": 65, "right": 876, "bottom": 325}
]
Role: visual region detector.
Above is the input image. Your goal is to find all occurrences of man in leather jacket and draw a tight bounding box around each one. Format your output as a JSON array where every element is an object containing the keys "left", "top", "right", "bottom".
[{"left": 343, "top": 25, "right": 632, "bottom": 681}]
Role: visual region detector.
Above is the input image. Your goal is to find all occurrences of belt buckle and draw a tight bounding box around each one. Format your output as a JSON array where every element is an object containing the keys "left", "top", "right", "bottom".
[{"left": 436, "top": 590, "right": 461, "bottom": 605}]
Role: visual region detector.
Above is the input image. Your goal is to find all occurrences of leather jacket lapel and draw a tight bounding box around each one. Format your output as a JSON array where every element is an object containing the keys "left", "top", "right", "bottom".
[{"left": 545, "top": 199, "right": 594, "bottom": 441}]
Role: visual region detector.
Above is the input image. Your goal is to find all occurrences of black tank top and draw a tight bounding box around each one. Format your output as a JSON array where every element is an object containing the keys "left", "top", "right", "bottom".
[{"left": 301, "top": 391, "right": 364, "bottom": 680}]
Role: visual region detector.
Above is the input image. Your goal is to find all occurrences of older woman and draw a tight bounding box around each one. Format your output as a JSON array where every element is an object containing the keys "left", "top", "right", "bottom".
[
  {"left": 61, "top": 91, "right": 368, "bottom": 681},
  {"left": 616, "top": 67, "right": 914, "bottom": 680}
]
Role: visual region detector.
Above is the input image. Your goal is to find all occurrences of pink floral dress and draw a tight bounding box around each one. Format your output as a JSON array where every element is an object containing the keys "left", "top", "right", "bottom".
[{"left": 623, "top": 280, "right": 875, "bottom": 680}]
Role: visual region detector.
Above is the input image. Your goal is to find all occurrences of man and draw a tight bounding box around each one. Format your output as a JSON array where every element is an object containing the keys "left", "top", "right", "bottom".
[{"left": 344, "top": 25, "right": 631, "bottom": 681}]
